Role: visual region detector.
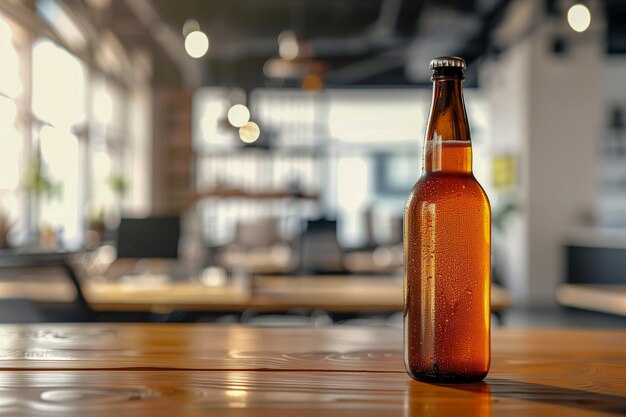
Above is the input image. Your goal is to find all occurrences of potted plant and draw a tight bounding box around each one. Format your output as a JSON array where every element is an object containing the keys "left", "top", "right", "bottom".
[
  {"left": 107, "top": 173, "right": 128, "bottom": 199},
  {"left": 21, "top": 156, "right": 61, "bottom": 247},
  {"left": 86, "top": 206, "right": 106, "bottom": 247},
  {"left": 85, "top": 174, "right": 128, "bottom": 246},
  {"left": 105, "top": 173, "right": 128, "bottom": 228},
  {"left": 491, "top": 199, "right": 520, "bottom": 289}
]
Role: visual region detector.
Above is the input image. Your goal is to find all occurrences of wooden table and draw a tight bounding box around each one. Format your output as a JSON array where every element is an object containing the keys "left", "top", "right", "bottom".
[
  {"left": 0, "top": 324, "right": 623, "bottom": 416},
  {"left": 556, "top": 284, "right": 626, "bottom": 317},
  {"left": 0, "top": 274, "right": 513, "bottom": 314}
]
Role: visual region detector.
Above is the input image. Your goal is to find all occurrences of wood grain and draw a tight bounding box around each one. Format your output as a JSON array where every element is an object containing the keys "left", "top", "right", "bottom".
[
  {"left": 0, "top": 325, "right": 623, "bottom": 416},
  {"left": 0, "top": 325, "right": 402, "bottom": 371},
  {"left": 0, "top": 325, "right": 622, "bottom": 394},
  {"left": 0, "top": 370, "right": 623, "bottom": 416}
]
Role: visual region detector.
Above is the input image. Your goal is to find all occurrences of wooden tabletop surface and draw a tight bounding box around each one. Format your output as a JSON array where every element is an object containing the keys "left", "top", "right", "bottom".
[
  {"left": 0, "top": 324, "right": 623, "bottom": 416},
  {"left": 0, "top": 274, "right": 512, "bottom": 313}
]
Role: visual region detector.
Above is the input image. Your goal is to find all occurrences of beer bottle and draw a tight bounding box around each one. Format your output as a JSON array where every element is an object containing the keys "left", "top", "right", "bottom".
[{"left": 404, "top": 56, "right": 491, "bottom": 382}]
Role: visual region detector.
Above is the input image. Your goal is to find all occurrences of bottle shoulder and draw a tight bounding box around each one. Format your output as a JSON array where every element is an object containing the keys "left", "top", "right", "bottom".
[{"left": 407, "top": 173, "right": 490, "bottom": 207}]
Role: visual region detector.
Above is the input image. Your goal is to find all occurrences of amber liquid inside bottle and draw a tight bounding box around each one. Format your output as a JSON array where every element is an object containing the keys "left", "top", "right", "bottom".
[{"left": 404, "top": 67, "right": 491, "bottom": 383}]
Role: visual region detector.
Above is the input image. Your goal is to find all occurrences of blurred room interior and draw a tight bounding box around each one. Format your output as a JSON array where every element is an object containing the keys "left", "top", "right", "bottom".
[{"left": 0, "top": 0, "right": 624, "bottom": 327}]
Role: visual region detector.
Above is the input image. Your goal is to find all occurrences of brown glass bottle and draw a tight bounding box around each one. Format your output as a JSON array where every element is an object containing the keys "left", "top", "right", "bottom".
[{"left": 404, "top": 56, "right": 490, "bottom": 383}]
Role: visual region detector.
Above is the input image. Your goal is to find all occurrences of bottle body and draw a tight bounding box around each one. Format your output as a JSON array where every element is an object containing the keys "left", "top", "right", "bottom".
[{"left": 404, "top": 57, "right": 491, "bottom": 383}]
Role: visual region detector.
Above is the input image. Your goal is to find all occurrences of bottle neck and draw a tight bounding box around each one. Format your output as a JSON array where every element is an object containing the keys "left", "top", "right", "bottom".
[{"left": 424, "top": 77, "right": 472, "bottom": 174}]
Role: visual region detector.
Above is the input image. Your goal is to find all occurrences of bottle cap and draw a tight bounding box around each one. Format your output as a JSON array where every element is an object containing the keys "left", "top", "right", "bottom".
[{"left": 429, "top": 56, "right": 467, "bottom": 70}]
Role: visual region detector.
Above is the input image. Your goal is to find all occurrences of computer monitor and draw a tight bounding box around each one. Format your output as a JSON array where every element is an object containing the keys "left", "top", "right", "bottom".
[
  {"left": 116, "top": 216, "right": 181, "bottom": 259},
  {"left": 297, "top": 219, "right": 345, "bottom": 274}
]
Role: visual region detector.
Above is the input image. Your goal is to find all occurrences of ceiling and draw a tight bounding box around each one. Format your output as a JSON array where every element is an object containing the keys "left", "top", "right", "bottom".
[
  {"left": 146, "top": 0, "right": 509, "bottom": 88},
  {"left": 109, "top": 0, "right": 626, "bottom": 89}
]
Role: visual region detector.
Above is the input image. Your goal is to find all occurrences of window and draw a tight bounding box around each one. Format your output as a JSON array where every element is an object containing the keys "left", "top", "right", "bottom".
[
  {"left": 31, "top": 37, "right": 87, "bottom": 248},
  {"left": 32, "top": 38, "right": 86, "bottom": 128},
  {"left": 0, "top": 8, "right": 143, "bottom": 250},
  {"left": 0, "top": 14, "right": 26, "bottom": 244},
  {"left": 89, "top": 76, "right": 127, "bottom": 226}
]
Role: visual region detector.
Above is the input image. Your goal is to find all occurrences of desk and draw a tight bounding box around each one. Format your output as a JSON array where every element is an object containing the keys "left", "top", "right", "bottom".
[
  {"left": 0, "top": 274, "right": 512, "bottom": 314},
  {"left": 556, "top": 284, "right": 626, "bottom": 316},
  {"left": 0, "top": 250, "right": 93, "bottom": 318},
  {"left": 0, "top": 324, "right": 623, "bottom": 416}
]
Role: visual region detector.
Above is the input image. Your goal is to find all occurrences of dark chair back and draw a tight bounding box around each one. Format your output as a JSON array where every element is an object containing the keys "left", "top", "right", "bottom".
[{"left": 298, "top": 219, "right": 345, "bottom": 274}]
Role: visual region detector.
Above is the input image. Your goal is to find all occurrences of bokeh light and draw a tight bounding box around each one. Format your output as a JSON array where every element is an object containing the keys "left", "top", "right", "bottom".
[
  {"left": 227, "top": 104, "right": 250, "bottom": 127},
  {"left": 567, "top": 4, "right": 591, "bottom": 33},
  {"left": 182, "top": 19, "right": 200, "bottom": 37},
  {"left": 302, "top": 74, "right": 323, "bottom": 90},
  {"left": 278, "top": 30, "right": 298, "bottom": 61},
  {"left": 184, "top": 30, "right": 209, "bottom": 58},
  {"left": 239, "top": 121, "right": 260, "bottom": 143}
]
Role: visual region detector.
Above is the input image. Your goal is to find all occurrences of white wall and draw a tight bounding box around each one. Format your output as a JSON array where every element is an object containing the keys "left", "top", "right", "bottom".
[
  {"left": 602, "top": 57, "right": 626, "bottom": 104},
  {"left": 525, "top": 17, "right": 601, "bottom": 305},
  {"left": 481, "top": 39, "right": 531, "bottom": 304},
  {"left": 481, "top": 0, "right": 602, "bottom": 306}
]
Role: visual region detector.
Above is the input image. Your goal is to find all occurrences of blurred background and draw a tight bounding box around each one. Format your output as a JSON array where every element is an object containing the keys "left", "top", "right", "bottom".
[{"left": 0, "top": 0, "right": 624, "bottom": 327}]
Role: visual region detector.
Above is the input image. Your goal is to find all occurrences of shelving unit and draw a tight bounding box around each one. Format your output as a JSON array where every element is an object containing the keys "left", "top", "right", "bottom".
[
  {"left": 191, "top": 89, "right": 329, "bottom": 245},
  {"left": 190, "top": 87, "right": 489, "bottom": 247}
]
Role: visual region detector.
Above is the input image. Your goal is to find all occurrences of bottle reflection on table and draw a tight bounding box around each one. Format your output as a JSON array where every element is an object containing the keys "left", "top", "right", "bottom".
[{"left": 404, "top": 380, "right": 491, "bottom": 417}]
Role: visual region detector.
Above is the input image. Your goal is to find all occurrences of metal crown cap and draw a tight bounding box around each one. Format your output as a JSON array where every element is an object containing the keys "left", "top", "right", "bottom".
[{"left": 429, "top": 56, "right": 467, "bottom": 70}]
